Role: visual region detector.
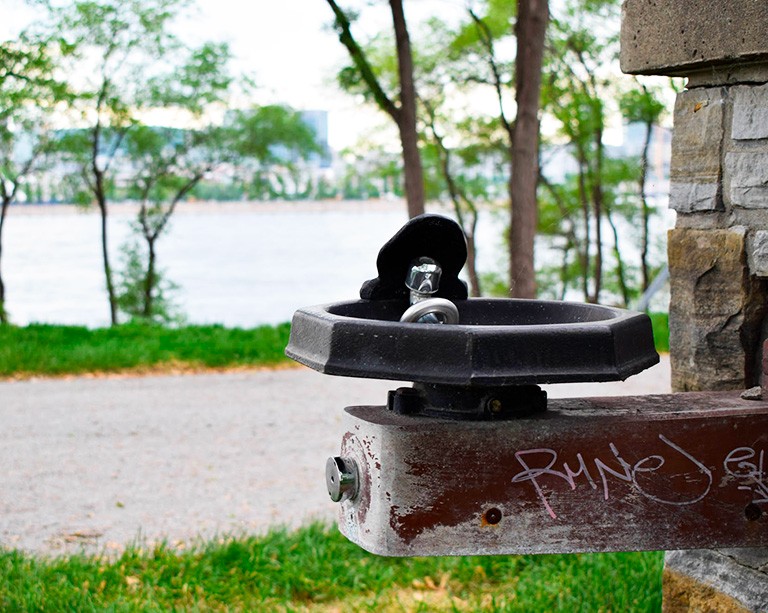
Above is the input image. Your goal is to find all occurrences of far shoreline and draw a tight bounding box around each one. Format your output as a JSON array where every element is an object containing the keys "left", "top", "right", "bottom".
[
  {"left": 6, "top": 198, "right": 410, "bottom": 217},
  {"left": 4, "top": 198, "right": 500, "bottom": 217}
]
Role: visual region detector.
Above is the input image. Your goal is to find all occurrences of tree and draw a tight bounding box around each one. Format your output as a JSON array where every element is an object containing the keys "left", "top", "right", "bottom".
[
  {"left": 50, "top": 0, "right": 194, "bottom": 325},
  {"left": 227, "top": 105, "right": 321, "bottom": 202},
  {"left": 421, "top": 103, "right": 484, "bottom": 296},
  {"left": 415, "top": 18, "right": 496, "bottom": 298},
  {"left": 120, "top": 126, "right": 216, "bottom": 322},
  {"left": 619, "top": 82, "right": 666, "bottom": 291},
  {"left": 541, "top": 0, "right": 616, "bottom": 303},
  {"left": 105, "top": 58, "right": 318, "bottom": 321},
  {"left": 326, "top": 0, "right": 425, "bottom": 218},
  {"left": 114, "top": 41, "right": 234, "bottom": 322},
  {"left": 509, "top": 0, "right": 548, "bottom": 298},
  {"left": 0, "top": 32, "right": 69, "bottom": 323},
  {"left": 536, "top": 0, "right": 672, "bottom": 307},
  {"left": 440, "top": 1, "right": 543, "bottom": 298}
]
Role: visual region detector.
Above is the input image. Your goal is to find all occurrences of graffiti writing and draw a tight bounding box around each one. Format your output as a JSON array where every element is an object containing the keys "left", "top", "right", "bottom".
[
  {"left": 724, "top": 447, "right": 768, "bottom": 506},
  {"left": 510, "top": 435, "right": 763, "bottom": 519}
]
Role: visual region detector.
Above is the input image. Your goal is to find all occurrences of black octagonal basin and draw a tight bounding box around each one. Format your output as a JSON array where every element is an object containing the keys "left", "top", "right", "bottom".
[{"left": 286, "top": 298, "right": 659, "bottom": 387}]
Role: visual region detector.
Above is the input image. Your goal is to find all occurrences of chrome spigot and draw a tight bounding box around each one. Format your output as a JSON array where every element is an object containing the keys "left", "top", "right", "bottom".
[
  {"left": 405, "top": 257, "right": 442, "bottom": 305},
  {"left": 400, "top": 257, "right": 459, "bottom": 324}
]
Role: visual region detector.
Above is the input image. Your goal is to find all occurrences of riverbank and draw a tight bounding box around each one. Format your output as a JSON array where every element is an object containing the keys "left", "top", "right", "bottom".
[{"left": 0, "top": 323, "right": 292, "bottom": 379}]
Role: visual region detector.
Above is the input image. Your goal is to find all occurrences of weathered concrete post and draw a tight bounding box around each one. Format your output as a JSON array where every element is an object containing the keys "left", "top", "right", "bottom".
[{"left": 621, "top": 1, "right": 768, "bottom": 610}]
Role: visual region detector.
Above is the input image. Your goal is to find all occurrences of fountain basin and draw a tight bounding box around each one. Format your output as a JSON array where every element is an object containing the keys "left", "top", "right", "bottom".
[{"left": 286, "top": 297, "right": 659, "bottom": 386}]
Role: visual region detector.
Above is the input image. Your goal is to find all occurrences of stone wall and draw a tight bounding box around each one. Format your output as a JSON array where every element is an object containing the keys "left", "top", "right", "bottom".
[
  {"left": 621, "top": 1, "right": 768, "bottom": 610},
  {"left": 668, "top": 83, "right": 768, "bottom": 392}
]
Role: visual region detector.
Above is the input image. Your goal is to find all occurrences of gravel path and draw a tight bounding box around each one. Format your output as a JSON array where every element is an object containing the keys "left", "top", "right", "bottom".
[{"left": 0, "top": 359, "right": 670, "bottom": 556}]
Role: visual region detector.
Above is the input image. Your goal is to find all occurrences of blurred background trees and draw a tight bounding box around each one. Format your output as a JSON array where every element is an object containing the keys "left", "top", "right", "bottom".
[
  {"left": 326, "top": 0, "right": 673, "bottom": 307},
  {"left": 0, "top": 0, "right": 675, "bottom": 323}
]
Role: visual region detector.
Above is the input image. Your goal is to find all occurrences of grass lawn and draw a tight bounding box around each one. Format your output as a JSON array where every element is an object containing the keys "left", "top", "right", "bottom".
[
  {"left": 0, "top": 322, "right": 292, "bottom": 378},
  {"left": 0, "top": 524, "right": 663, "bottom": 612},
  {"left": 647, "top": 312, "right": 669, "bottom": 353}
]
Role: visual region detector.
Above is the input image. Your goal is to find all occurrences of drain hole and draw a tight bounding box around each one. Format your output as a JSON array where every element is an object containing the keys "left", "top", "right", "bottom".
[
  {"left": 745, "top": 503, "right": 762, "bottom": 522},
  {"left": 484, "top": 508, "right": 502, "bottom": 525}
]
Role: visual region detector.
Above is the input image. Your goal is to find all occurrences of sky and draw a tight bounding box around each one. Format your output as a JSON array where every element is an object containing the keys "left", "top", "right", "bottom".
[
  {"left": 1, "top": 1, "right": 657, "bottom": 149},
  {"left": 184, "top": 0, "right": 471, "bottom": 150},
  {"left": 1, "top": 0, "right": 470, "bottom": 150}
]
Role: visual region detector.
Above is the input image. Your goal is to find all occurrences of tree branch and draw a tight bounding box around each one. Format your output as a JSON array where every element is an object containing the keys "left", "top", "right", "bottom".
[
  {"left": 325, "top": 0, "right": 400, "bottom": 121},
  {"left": 468, "top": 8, "right": 514, "bottom": 141}
]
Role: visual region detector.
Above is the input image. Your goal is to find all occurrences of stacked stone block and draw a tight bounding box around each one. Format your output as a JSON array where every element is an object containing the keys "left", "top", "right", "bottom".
[{"left": 668, "top": 83, "right": 768, "bottom": 392}]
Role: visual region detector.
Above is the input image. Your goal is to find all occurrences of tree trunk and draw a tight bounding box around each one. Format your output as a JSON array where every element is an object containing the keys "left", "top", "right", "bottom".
[
  {"left": 91, "top": 111, "right": 118, "bottom": 326},
  {"left": 0, "top": 196, "right": 8, "bottom": 324},
  {"left": 607, "top": 211, "right": 630, "bottom": 307},
  {"left": 558, "top": 240, "right": 571, "bottom": 300},
  {"left": 99, "top": 200, "right": 117, "bottom": 325},
  {"left": 95, "top": 179, "right": 117, "bottom": 325},
  {"left": 143, "top": 237, "right": 156, "bottom": 319},
  {"left": 639, "top": 119, "right": 652, "bottom": 291},
  {"left": 425, "top": 107, "right": 482, "bottom": 297},
  {"left": 326, "top": 0, "right": 425, "bottom": 218},
  {"left": 590, "top": 121, "right": 604, "bottom": 304},
  {"left": 577, "top": 145, "right": 592, "bottom": 302},
  {"left": 389, "top": 0, "right": 425, "bottom": 218},
  {"left": 465, "top": 226, "right": 481, "bottom": 297},
  {"left": 509, "top": 0, "right": 548, "bottom": 298}
]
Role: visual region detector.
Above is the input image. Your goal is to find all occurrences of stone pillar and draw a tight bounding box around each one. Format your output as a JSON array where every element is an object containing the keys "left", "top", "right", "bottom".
[{"left": 621, "top": 1, "right": 768, "bottom": 610}]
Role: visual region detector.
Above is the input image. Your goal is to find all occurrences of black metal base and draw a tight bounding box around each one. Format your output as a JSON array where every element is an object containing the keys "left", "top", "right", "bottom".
[{"left": 387, "top": 383, "right": 547, "bottom": 420}]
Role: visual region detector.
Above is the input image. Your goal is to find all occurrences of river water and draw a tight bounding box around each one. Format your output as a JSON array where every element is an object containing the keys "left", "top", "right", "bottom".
[{"left": 2, "top": 201, "right": 507, "bottom": 327}]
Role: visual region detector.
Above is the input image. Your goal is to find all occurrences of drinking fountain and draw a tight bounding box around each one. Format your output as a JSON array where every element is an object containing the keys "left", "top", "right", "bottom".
[{"left": 286, "top": 214, "right": 768, "bottom": 557}]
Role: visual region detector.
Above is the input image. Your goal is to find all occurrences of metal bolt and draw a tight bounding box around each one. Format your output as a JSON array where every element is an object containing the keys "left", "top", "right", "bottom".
[
  {"left": 326, "top": 456, "right": 358, "bottom": 503},
  {"left": 406, "top": 257, "right": 442, "bottom": 304},
  {"left": 488, "top": 398, "right": 503, "bottom": 414}
]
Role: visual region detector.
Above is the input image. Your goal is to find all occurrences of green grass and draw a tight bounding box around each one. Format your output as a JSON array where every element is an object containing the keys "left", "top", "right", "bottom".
[
  {"left": 0, "top": 322, "right": 292, "bottom": 377},
  {"left": 0, "top": 524, "right": 663, "bottom": 612},
  {"left": 648, "top": 312, "right": 669, "bottom": 353}
]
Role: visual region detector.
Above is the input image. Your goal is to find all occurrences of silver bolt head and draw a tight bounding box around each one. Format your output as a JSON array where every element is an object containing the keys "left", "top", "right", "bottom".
[
  {"left": 406, "top": 257, "right": 441, "bottom": 295},
  {"left": 326, "top": 456, "right": 358, "bottom": 503}
]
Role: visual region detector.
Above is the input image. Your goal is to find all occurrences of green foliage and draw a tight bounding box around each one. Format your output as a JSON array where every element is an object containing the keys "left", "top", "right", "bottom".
[
  {"left": 189, "top": 180, "right": 243, "bottom": 201},
  {"left": 0, "top": 31, "right": 71, "bottom": 202},
  {"left": 0, "top": 322, "right": 292, "bottom": 376},
  {"left": 479, "top": 271, "right": 510, "bottom": 297},
  {"left": 227, "top": 105, "right": 320, "bottom": 163},
  {"left": 450, "top": 0, "right": 515, "bottom": 52},
  {"left": 0, "top": 523, "right": 663, "bottom": 611},
  {"left": 0, "top": 25, "right": 74, "bottom": 323},
  {"left": 619, "top": 84, "right": 667, "bottom": 126},
  {"left": 146, "top": 41, "right": 233, "bottom": 113},
  {"left": 115, "top": 240, "right": 182, "bottom": 325},
  {"left": 536, "top": 0, "right": 673, "bottom": 306},
  {"left": 337, "top": 31, "right": 399, "bottom": 102},
  {"left": 649, "top": 312, "right": 669, "bottom": 353}
]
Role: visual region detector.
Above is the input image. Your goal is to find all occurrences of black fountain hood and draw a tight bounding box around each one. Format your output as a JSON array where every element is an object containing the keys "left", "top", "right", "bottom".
[{"left": 286, "top": 214, "right": 659, "bottom": 387}]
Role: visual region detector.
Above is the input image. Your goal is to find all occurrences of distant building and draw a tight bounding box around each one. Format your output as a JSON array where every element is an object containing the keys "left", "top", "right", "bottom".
[{"left": 300, "top": 110, "right": 332, "bottom": 169}]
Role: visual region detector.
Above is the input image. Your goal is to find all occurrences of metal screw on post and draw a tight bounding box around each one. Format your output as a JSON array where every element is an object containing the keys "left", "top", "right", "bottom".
[{"left": 326, "top": 456, "right": 358, "bottom": 502}]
